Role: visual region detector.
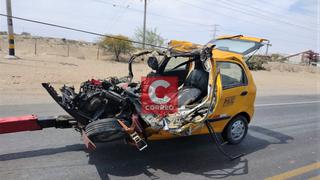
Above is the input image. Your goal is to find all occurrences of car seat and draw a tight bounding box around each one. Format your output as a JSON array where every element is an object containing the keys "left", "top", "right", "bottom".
[{"left": 178, "top": 61, "right": 209, "bottom": 107}]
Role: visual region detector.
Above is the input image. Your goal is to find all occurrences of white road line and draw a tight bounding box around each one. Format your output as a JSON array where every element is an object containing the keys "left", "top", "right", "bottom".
[{"left": 255, "top": 101, "right": 320, "bottom": 107}]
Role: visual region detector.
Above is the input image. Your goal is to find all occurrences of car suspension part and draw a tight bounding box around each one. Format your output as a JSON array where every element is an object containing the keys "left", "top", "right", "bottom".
[{"left": 205, "top": 119, "right": 244, "bottom": 161}]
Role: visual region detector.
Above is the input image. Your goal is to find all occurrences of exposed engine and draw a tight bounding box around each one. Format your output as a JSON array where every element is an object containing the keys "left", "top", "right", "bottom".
[
  {"left": 42, "top": 45, "right": 216, "bottom": 146},
  {"left": 55, "top": 77, "right": 136, "bottom": 125}
]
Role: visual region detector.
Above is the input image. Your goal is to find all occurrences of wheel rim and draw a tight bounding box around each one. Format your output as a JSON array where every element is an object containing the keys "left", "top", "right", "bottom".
[{"left": 230, "top": 120, "right": 245, "bottom": 141}]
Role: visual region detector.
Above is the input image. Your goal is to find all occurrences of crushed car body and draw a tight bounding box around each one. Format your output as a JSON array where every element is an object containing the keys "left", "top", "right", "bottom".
[{"left": 1, "top": 35, "right": 268, "bottom": 160}]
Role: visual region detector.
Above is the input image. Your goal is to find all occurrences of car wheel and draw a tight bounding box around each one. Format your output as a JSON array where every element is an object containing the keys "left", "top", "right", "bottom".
[
  {"left": 222, "top": 115, "right": 248, "bottom": 144},
  {"left": 85, "top": 118, "right": 129, "bottom": 142}
]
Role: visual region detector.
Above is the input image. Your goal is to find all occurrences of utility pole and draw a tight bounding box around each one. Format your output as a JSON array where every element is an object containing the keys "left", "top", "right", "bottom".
[
  {"left": 265, "top": 41, "right": 272, "bottom": 56},
  {"left": 212, "top": 24, "right": 219, "bottom": 39},
  {"left": 6, "top": 0, "right": 16, "bottom": 59},
  {"left": 34, "top": 38, "right": 37, "bottom": 55},
  {"left": 142, "top": 0, "right": 147, "bottom": 49}
]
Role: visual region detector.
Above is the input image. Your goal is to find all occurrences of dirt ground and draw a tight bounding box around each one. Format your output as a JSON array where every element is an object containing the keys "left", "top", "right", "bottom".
[{"left": 0, "top": 52, "right": 319, "bottom": 105}]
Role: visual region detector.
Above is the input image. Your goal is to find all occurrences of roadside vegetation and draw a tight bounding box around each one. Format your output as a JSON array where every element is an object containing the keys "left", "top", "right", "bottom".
[
  {"left": 98, "top": 27, "right": 165, "bottom": 61},
  {"left": 99, "top": 35, "right": 133, "bottom": 62},
  {"left": 134, "top": 27, "right": 165, "bottom": 50},
  {"left": 246, "top": 53, "right": 286, "bottom": 71}
]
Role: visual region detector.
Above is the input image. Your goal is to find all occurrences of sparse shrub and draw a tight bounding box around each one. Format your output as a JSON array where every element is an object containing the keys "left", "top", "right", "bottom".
[
  {"left": 247, "top": 60, "right": 265, "bottom": 70},
  {"left": 21, "top": 32, "right": 31, "bottom": 36},
  {"left": 100, "top": 35, "right": 134, "bottom": 62},
  {"left": 134, "top": 27, "right": 165, "bottom": 50},
  {"left": 246, "top": 55, "right": 269, "bottom": 70},
  {"left": 270, "top": 53, "right": 285, "bottom": 62}
]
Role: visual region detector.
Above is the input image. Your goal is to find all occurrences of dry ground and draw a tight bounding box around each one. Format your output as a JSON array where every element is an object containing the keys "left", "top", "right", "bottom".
[
  {"left": 0, "top": 52, "right": 319, "bottom": 105},
  {"left": 0, "top": 53, "right": 149, "bottom": 105}
]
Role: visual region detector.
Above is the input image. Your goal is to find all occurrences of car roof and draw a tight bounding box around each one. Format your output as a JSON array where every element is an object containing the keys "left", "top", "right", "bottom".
[
  {"left": 216, "top": 35, "right": 267, "bottom": 43},
  {"left": 168, "top": 35, "right": 267, "bottom": 52},
  {"left": 168, "top": 40, "right": 202, "bottom": 52}
]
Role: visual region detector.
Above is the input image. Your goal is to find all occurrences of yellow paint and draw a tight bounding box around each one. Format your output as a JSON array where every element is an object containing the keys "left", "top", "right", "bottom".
[
  {"left": 9, "top": 44, "right": 15, "bottom": 49},
  {"left": 209, "top": 58, "right": 256, "bottom": 121},
  {"left": 265, "top": 162, "right": 320, "bottom": 180},
  {"left": 8, "top": 34, "right": 14, "bottom": 39},
  {"left": 168, "top": 40, "right": 202, "bottom": 52},
  {"left": 148, "top": 35, "right": 260, "bottom": 140},
  {"left": 212, "top": 49, "right": 243, "bottom": 60},
  {"left": 216, "top": 34, "right": 267, "bottom": 43}
]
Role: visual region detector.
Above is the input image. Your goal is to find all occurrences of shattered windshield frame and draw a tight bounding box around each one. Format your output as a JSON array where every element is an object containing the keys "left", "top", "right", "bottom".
[{"left": 208, "top": 39, "right": 263, "bottom": 55}]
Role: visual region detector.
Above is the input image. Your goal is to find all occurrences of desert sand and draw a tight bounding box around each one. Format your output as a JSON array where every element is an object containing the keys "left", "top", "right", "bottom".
[
  {"left": 0, "top": 52, "right": 319, "bottom": 105},
  {"left": 0, "top": 35, "right": 319, "bottom": 105}
]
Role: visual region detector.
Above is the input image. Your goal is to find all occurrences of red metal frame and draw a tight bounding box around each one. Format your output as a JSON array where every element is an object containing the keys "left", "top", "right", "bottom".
[{"left": 0, "top": 115, "right": 41, "bottom": 134}]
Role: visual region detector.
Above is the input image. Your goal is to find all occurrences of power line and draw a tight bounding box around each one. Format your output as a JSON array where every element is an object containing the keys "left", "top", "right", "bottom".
[
  {"left": 0, "top": 9, "right": 313, "bottom": 51},
  {"left": 201, "top": 0, "right": 316, "bottom": 31},
  {"left": 176, "top": 0, "right": 315, "bottom": 41},
  {"left": 92, "top": 0, "right": 214, "bottom": 28},
  {"left": 104, "top": 0, "right": 130, "bottom": 32},
  {"left": 250, "top": 1, "right": 316, "bottom": 19},
  {"left": 13, "top": 12, "right": 308, "bottom": 48},
  {"left": 0, "top": 13, "right": 168, "bottom": 49},
  {"left": 221, "top": 0, "right": 317, "bottom": 25},
  {"left": 219, "top": 27, "right": 314, "bottom": 47},
  {"left": 211, "top": 24, "right": 219, "bottom": 39},
  {"left": 178, "top": 0, "right": 315, "bottom": 34},
  {"left": 222, "top": 0, "right": 317, "bottom": 27},
  {"left": 97, "top": 0, "right": 314, "bottom": 45},
  {"left": 219, "top": 0, "right": 315, "bottom": 25}
]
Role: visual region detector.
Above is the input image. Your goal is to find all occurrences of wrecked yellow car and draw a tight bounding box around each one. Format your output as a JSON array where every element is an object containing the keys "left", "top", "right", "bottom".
[
  {"left": 147, "top": 35, "right": 267, "bottom": 140},
  {"left": 0, "top": 35, "right": 267, "bottom": 160}
]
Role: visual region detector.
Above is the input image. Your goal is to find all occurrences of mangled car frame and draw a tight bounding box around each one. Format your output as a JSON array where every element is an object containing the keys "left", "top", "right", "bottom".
[{"left": 0, "top": 35, "right": 268, "bottom": 160}]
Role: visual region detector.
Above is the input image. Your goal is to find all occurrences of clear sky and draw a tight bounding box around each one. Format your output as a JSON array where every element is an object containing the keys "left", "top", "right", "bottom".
[{"left": 0, "top": 0, "right": 318, "bottom": 54}]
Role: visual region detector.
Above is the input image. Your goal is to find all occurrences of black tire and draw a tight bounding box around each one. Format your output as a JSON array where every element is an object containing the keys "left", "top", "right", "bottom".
[
  {"left": 222, "top": 115, "right": 248, "bottom": 144},
  {"left": 85, "top": 118, "right": 129, "bottom": 142}
]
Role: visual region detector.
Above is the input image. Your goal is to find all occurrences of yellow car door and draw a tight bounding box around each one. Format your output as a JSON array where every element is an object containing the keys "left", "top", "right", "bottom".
[{"left": 208, "top": 59, "right": 252, "bottom": 133}]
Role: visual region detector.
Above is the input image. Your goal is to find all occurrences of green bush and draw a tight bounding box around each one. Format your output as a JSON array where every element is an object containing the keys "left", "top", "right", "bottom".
[
  {"left": 134, "top": 27, "right": 165, "bottom": 50},
  {"left": 270, "top": 53, "right": 285, "bottom": 62},
  {"left": 246, "top": 55, "right": 270, "bottom": 70},
  {"left": 100, "top": 35, "right": 134, "bottom": 61}
]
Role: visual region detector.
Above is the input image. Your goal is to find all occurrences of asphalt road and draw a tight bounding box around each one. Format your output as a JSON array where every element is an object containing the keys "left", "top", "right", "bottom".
[{"left": 0, "top": 95, "right": 319, "bottom": 180}]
